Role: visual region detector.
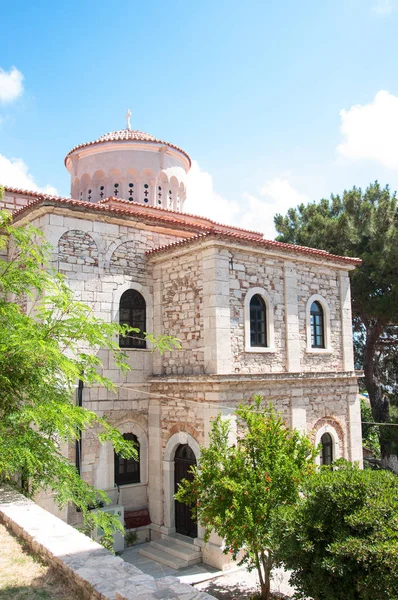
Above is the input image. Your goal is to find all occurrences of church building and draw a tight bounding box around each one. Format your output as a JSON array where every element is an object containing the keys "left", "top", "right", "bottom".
[{"left": 2, "top": 115, "right": 363, "bottom": 569}]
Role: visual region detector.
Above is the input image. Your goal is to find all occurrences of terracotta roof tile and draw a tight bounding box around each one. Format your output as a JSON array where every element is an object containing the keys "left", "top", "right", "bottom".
[
  {"left": 145, "top": 230, "right": 362, "bottom": 266},
  {"left": 4, "top": 187, "right": 362, "bottom": 266},
  {"left": 64, "top": 129, "right": 191, "bottom": 166},
  {"left": 5, "top": 188, "right": 263, "bottom": 237}
]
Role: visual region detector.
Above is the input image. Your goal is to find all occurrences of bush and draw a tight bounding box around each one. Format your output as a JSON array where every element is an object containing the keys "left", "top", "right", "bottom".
[{"left": 276, "top": 462, "right": 398, "bottom": 600}]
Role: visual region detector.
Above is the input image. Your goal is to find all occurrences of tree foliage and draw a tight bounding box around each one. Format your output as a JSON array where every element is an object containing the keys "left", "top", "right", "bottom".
[
  {"left": 360, "top": 397, "right": 380, "bottom": 461},
  {"left": 175, "top": 397, "right": 317, "bottom": 600},
  {"left": 0, "top": 195, "right": 179, "bottom": 545},
  {"left": 276, "top": 462, "right": 398, "bottom": 600},
  {"left": 274, "top": 182, "right": 398, "bottom": 467}
]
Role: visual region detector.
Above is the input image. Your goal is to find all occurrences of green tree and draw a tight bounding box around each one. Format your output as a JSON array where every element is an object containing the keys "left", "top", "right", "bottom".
[
  {"left": 0, "top": 194, "right": 179, "bottom": 544},
  {"left": 276, "top": 462, "right": 398, "bottom": 600},
  {"left": 175, "top": 397, "right": 317, "bottom": 600},
  {"left": 360, "top": 397, "right": 380, "bottom": 462},
  {"left": 274, "top": 182, "right": 398, "bottom": 469}
]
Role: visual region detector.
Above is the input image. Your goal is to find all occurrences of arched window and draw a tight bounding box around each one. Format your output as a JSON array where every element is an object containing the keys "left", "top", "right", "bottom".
[
  {"left": 250, "top": 294, "right": 267, "bottom": 347},
  {"left": 119, "top": 289, "right": 146, "bottom": 349},
  {"left": 320, "top": 432, "right": 333, "bottom": 466},
  {"left": 114, "top": 433, "right": 140, "bottom": 485},
  {"left": 310, "top": 301, "right": 325, "bottom": 348}
]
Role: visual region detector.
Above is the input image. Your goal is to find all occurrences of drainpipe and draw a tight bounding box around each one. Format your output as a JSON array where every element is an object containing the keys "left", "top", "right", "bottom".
[{"left": 76, "top": 379, "right": 84, "bottom": 475}]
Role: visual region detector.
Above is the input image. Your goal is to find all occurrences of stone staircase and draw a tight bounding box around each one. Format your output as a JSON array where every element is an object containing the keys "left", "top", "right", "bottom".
[{"left": 138, "top": 533, "right": 202, "bottom": 569}]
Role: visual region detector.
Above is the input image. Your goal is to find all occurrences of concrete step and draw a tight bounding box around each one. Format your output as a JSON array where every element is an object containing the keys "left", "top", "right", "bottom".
[
  {"left": 151, "top": 539, "right": 201, "bottom": 562},
  {"left": 167, "top": 532, "right": 201, "bottom": 551},
  {"left": 138, "top": 535, "right": 202, "bottom": 570},
  {"left": 138, "top": 545, "right": 197, "bottom": 570}
]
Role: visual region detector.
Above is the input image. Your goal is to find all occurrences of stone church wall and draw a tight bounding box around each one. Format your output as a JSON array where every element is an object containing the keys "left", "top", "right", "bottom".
[
  {"left": 150, "top": 371, "right": 362, "bottom": 465},
  {"left": 227, "top": 247, "right": 346, "bottom": 375},
  {"left": 157, "top": 252, "right": 205, "bottom": 375},
  {"left": 229, "top": 250, "right": 286, "bottom": 373},
  {"left": 297, "top": 263, "right": 343, "bottom": 371}
]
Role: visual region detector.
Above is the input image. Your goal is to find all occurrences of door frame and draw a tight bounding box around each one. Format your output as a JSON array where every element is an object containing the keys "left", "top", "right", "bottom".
[{"left": 163, "top": 432, "right": 204, "bottom": 540}]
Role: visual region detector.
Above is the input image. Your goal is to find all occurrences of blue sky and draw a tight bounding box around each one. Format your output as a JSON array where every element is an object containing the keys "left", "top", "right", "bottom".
[{"left": 2, "top": 0, "right": 398, "bottom": 237}]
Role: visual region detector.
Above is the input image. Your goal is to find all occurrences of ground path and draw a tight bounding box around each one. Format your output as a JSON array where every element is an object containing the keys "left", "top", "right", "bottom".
[{"left": 122, "top": 543, "right": 294, "bottom": 599}]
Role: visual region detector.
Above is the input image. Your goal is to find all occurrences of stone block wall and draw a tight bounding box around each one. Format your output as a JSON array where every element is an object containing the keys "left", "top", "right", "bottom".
[
  {"left": 297, "top": 263, "right": 343, "bottom": 371},
  {"left": 155, "top": 251, "right": 204, "bottom": 375},
  {"left": 229, "top": 251, "right": 286, "bottom": 373},
  {"left": 58, "top": 229, "right": 99, "bottom": 267},
  {"left": 149, "top": 371, "right": 362, "bottom": 466},
  {"left": 228, "top": 247, "right": 349, "bottom": 375}
]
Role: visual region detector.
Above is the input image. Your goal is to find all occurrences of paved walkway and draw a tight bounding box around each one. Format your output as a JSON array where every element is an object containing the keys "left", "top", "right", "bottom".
[
  {"left": 121, "top": 544, "right": 294, "bottom": 598},
  {"left": 121, "top": 544, "right": 220, "bottom": 584}
]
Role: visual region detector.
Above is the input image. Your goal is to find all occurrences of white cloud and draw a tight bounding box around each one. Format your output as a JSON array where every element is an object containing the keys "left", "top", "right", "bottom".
[
  {"left": 372, "top": 0, "right": 396, "bottom": 14},
  {"left": 0, "top": 153, "right": 57, "bottom": 195},
  {"left": 241, "top": 179, "right": 310, "bottom": 239},
  {"left": 185, "top": 161, "right": 308, "bottom": 240},
  {"left": 185, "top": 160, "right": 241, "bottom": 225},
  {"left": 337, "top": 90, "right": 398, "bottom": 169},
  {"left": 0, "top": 67, "right": 24, "bottom": 104}
]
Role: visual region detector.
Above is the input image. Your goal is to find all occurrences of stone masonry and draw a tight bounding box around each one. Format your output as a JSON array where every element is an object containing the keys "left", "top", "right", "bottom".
[{"left": 4, "top": 169, "right": 362, "bottom": 571}]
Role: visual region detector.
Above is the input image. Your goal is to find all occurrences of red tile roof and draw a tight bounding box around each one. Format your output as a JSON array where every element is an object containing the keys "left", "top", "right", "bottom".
[
  {"left": 4, "top": 187, "right": 362, "bottom": 266},
  {"left": 5, "top": 188, "right": 263, "bottom": 237},
  {"left": 145, "top": 231, "right": 362, "bottom": 266},
  {"left": 64, "top": 129, "right": 191, "bottom": 166}
]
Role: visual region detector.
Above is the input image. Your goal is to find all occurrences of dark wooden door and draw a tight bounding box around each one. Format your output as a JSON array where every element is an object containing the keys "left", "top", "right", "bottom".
[{"left": 174, "top": 444, "right": 198, "bottom": 538}]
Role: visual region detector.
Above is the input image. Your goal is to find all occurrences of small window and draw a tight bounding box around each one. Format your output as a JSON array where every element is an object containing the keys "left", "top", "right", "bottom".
[
  {"left": 119, "top": 289, "right": 146, "bottom": 349},
  {"left": 250, "top": 294, "right": 267, "bottom": 347},
  {"left": 320, "top": 432, "right": 333, "bottom": 466},
  {"left": 114, "top": 433, "right": 140, "bottom": 485},
  {"left": 310, "top": 301, "right": 325, "bottom": 348}
]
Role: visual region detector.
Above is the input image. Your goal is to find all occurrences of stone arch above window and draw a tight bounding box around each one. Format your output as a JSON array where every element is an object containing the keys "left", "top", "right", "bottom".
[
  {"left": 58, "top": 230, "right": 99, "bottom": 268},
  {"left": 306, "top": 294, "right": 331, "bottom": 352},
  {"left": 109, "top": 240, "right": 145, "bottom": 277},
  {"left": 244, "top": 287, "right": 275, "bottom": 352},
  {"left": 313, "top": 417, "right": 344, "bottom": 465}
]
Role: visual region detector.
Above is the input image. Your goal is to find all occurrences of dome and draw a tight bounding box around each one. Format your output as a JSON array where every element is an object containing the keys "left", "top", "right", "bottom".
[
  {"left": 64, "top": 122, "right": 190, "bottom": 212},
  {"left": 65, "top": 129, "right": 191, "bottom": 166}
]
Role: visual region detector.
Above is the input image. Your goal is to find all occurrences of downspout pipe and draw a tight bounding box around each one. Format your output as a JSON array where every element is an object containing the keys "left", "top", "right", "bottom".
[{"left": 76, "top": 379, "right": 84, "bottom": 475}]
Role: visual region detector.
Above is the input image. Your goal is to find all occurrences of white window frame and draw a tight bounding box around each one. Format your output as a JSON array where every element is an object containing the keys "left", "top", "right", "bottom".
[
  {"left": 113, "top": 281, "right": 153, "bottom": 350},
  {"left": 95, "top": 421, "right": 148, "bottom": 490},
  {"left": 306, "top": 294, "right": 331, "bottom": 353},
  {"left": 315, "top": 424, "right": 341, "bottom": 466},
  {"left": 244, "top": 287, "right": 275, "bottom": 353}
]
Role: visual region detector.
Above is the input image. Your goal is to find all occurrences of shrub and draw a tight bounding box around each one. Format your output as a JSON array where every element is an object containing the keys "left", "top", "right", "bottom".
[{"left": 276, "top": 462, "right": 398, "bottom": 600}]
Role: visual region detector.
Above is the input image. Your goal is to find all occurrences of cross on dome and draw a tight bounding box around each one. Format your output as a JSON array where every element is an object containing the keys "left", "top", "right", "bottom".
[{"left": 125, "top": 108, "right": 131, "bottom": 131}]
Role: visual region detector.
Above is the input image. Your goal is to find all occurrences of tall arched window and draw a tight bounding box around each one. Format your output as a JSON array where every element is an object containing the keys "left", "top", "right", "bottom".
[
  {"left": 250, "top": 294, "right": 267, "bottom": 347},
  {"left": 320, "top": 432, "right": 333, "bottom": 466},
  {"left": 310, "top": 301, "right": 325, "bottom": 348},
  {"left": 119, "top": 289, "right": 146, "bottom": 348},
  {"left": 114, "top": 433, "right": 140, "bottom": 485}
]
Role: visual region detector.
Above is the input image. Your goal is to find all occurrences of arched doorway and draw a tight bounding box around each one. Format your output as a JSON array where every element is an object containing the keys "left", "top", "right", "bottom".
[{"left": 174, "top": 444, "right": 197, "bottom": 538}]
